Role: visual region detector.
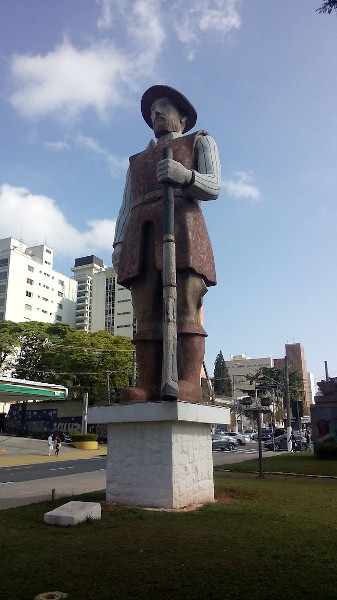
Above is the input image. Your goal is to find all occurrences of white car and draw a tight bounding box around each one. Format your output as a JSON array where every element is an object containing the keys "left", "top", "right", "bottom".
[{"left": 225, "top": 432, "right": 247, "bottom": 445}]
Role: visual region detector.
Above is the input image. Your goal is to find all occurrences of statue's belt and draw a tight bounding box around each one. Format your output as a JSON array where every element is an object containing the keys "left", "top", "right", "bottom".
[{"left": 132, "top": 189, "right": 191, "bottom": 208}]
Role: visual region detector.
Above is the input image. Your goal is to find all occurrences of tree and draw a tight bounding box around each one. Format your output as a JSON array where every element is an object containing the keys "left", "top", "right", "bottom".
[
  {"left": 0, "top": 320, "right": 134, "bottom": 403},
  {"left": 0, "top": 321, "right": 23, "bottom": 374},
  {"left": 316, "top": 1, "right": 337, "bottom": 13},
  {"left": 39, "top": 328, "right": 134, "bottom": 403},
  {"left": 247, "top": 366, "right": 304, "bottom": 424},
  {"left": 213, "top": 350, "right": 232, "bottom": 396}
]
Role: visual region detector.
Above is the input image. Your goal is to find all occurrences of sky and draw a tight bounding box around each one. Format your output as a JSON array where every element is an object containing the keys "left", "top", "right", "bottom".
[{"left": 1, "top": 0, "right": 336, "bottom": 387}]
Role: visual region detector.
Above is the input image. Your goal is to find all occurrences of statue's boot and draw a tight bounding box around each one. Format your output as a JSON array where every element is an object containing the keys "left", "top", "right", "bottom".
[
  {"left": 177, "top": 334, "right": 205, "bottom": 404},
  {"left": 120, "top": 340, "right": 162, "bottom": 403}
]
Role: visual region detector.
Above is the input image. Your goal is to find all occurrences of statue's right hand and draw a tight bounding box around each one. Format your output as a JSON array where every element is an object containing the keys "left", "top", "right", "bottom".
[{"left": 112, "top": 244, "right": 122, "bottom": 273}]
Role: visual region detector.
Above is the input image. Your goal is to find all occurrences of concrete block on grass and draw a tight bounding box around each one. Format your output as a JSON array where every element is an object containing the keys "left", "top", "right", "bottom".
[{"left": 44, "top": 501, "right": 101, "bottom": 526}]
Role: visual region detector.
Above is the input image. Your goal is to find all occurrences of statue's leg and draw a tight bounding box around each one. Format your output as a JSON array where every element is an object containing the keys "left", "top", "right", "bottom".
[
  {"left": 120, "top": 223, "right": 163, "bottom": 403},
  {"left": 176, "top": 272, "right": 208, "bottom": 404}
]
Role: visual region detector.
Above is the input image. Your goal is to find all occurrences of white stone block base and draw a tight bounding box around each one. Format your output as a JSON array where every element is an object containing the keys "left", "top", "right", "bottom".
[
  {"left": 44, "top": 501, "right": 101, "bottom": 526},
  {"left": 106, "top": 420, "right": 214, "bottom": 509},
  {"left": 89, "top": 401, "right": 230, "bottom": 510}
]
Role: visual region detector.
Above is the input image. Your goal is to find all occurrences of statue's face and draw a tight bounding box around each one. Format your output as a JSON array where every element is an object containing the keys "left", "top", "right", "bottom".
[{"left": 151, "top": 97, "right": 186, "bottom": 138}]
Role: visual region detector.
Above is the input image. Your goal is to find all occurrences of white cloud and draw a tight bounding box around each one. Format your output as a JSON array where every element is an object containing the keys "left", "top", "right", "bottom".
[
  {"left": 0, "top": 184, "right": 115, "bottom": 258},
  {"left": 96, "top": 0, "right": 114, "bottom": 30},
  {"left": 172, "top": 0, "right": 241, "bottom": 59},
  {"left": 76, "top": 134, "right": 129, "bottom": 175},
  {"left": 222, "top": 171, "right": 261, "bottom": 201},
  {"left": 45, "top": 141, "right": 70, "bottom": 151},
  {"left": 10, "top": 40, "right": 131, "bottom": 121},
  {"left": 10, "top": 1, "right": 165, "bottom": 122},
  {"left": 9, "top": 0, "right": 241, "bottom": 121}
]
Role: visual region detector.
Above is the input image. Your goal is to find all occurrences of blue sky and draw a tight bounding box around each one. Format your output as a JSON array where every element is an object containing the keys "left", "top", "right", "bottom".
[{"left": 1, "top": 0, "right": 336, "bottom": 386}]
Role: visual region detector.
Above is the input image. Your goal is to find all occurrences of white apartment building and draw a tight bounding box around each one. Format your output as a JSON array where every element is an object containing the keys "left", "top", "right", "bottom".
[
  {"left": 71, "top": 255, "right": 135, "bottom": 338},
  {"left": 0, "top": 238, "right": 77, "bottom": 326},
  {"left": 225, "top": 353, "right": 274, "bottom": 397}
]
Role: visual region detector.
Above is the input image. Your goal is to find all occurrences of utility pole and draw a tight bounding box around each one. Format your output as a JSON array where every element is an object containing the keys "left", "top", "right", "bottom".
[
  {"left": 284, "top": 355, "right": 292, "bottom": 452},
  {"left": 82, "top": 391, "right": 88, "bottom": 434}
]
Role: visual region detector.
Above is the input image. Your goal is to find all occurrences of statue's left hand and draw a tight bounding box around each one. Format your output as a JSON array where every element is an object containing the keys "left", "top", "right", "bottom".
[{"left": 157, "top": 158, "right": 192, "bottom": 187}]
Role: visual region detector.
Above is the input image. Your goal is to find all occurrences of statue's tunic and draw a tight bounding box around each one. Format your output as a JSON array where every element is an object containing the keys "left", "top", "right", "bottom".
[{"left": 117, "top": 131, "right": 216, "bottom": 288}]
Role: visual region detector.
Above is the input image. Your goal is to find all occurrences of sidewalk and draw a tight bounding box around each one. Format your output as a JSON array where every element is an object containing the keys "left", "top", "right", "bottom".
[
  {"left": 0, "top": 435, "right": 107, "bottom": 509},
  {"left": 0, "top": 434, "right": 107, "bottom": 467}
]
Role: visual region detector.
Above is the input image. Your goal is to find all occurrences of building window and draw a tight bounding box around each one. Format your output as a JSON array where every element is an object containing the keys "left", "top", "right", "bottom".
[
  {"left": 25, "top": 304, "right": 32, "bottom": 311},
  {"left": 0, "top": 298, "right": 5, "bottom": 307},
  {"left": 28, "top": 265, "right": 34, "bottom": 272},
  {"left": 0, "top": 284, "right": 6, "bottom": 294},
  {"left": 58, "top": 303, "right": 63, "bottom": 310},
  {"left": 58, "top": 279, "right": 64, "bottom": 286},
  {"left": 46, "top": 248, "right": 52, "bottom": 254},
  {"left": 42, "top": 297, "right": 48, "bottom": 302},
  {"left": 58, "top": 291, "right": 63, "bottom": 297},
  {"left": 45, "top": 261, "right": 51, "bottom": 265},
  {"left": 0, "top": 258, "right": 9, "bottom": 268},
  {"left": 41, "top": 309, "right": 47, "bottom": 314},
  {"left": 0, "top": 271, "right": 8, "bottom": 281},
  {"left": 26, "top": 291, "right": 33, "bottom": 298},
  {"left": 0, "top": 311, "right": 4, "bottom": 321},
  {"left": 27, "top": 278, "right": 33, "bottom": 285},
  {"left": 56, "top": 315, "right": 62, "bottom": 322}
]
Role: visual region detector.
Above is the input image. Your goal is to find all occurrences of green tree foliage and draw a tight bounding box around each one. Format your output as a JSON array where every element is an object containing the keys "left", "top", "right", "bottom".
[
  {"left": 213, "top": 350, "right": 232, "bottom": 396},
  {"left": 0, "top": 320, "right": 134, "bottom": 403},
  {"left": 0, "top": 321, "right": 23, "bottom": 374},
  {"left": 316, "top": 1, "right": 337, "bottom": 13},
  {"left": 247, "top": 366, "right": 304, "bottom": 423},
  {"left": 43, "top": 329, "right": 134, "bottom": 402}
]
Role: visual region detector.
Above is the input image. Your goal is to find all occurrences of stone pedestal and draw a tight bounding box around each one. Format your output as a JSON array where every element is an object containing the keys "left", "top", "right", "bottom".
[{"left": 88, "top": 402, "right": 230, "bottom": 509}]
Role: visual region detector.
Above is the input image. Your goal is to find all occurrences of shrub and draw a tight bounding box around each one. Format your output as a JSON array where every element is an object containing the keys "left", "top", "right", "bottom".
[
  {"left": 70, "top": 432, "right": 98, "bottom": 442},
  {"left": 314, "top": 442, "right": 337, "bottom": 460}
]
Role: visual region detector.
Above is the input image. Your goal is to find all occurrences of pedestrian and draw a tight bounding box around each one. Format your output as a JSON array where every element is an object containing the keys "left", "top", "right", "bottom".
[
  {"left": 306, "top": 430, "right": 312, "bottom": 450},
  {"left": 55, "top": 436, "right": 61, "bottom": 456},
  {"left": 291, "top": 432, "right": 298, "bottom": 452},
  {"left": 47, "top": 434, "right": 54, "bottom": 456}
]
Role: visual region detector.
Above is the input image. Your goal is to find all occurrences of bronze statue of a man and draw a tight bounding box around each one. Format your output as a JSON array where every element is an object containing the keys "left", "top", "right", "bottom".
[{"left": 112, "top": 85, "right": 221, "bottom": 403}]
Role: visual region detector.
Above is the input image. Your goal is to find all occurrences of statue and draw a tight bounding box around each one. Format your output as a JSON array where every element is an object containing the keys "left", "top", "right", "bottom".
[{"left": 112, "top": 85, "right": 221, "bottom": 403}]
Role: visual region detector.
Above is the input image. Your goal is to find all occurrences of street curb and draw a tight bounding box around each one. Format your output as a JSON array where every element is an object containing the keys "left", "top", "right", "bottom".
[{"left": 215, "top": 469, "right": 337, "bottom": 480}]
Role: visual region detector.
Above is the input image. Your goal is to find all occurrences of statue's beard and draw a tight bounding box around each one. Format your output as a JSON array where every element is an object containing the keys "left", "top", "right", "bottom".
[{"left": 153, "top": 115, "right": 183, "bottom": 138}]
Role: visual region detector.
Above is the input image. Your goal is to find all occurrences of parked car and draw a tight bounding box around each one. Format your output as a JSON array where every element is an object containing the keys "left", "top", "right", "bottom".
[
  {"left": 212, "top": 434, "right": 236, "bottom": 452},
  {"left": 264, "top": 433, "right": 308, "bottom": 452},
  {"left": 251, "top": 428, "right": 272, "bottom": 441},
  {"left": 226, "top": 432, "right": 247, "bottom": 445},
  {"left": 252, "top": 427, "right": 285, "bottom": 441}
]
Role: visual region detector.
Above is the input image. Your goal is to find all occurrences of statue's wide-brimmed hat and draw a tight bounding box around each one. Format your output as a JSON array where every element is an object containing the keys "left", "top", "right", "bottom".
[{"left": 141, "top": 85, "right": 197, "bottom": 133}]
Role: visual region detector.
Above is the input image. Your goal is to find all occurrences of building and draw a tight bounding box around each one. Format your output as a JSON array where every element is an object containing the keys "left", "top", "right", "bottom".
[
  {"left": 274, "top": 343, "right": 312, "bottom": 413},
  {"left": 0, "top": 237, "right": 77, "bottom": 326},
  {"left": 71, "top": 255, "right": 135, "bottom": 337},
  {"left": 225, "top": 353, "right": 274, "bottom": 398}
]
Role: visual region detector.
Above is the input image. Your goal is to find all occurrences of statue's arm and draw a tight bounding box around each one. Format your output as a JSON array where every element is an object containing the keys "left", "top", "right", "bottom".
[
  {"left": 112, "top": 165, "right": 131, "bottom": 271},
  {"left": 187, "top": 135, "right": 221, "bottom": 201},
  {"left": 156, "top": 134, "right": 221, "bottom": 201}
]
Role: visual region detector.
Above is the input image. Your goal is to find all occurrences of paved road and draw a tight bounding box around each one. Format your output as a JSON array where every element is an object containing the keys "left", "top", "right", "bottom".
[
  {"left": 0, "top": 436, "right": 271, "bottom": 509},
  {"left": 0, "top": 456, "right": 107, "bottom": 483}
]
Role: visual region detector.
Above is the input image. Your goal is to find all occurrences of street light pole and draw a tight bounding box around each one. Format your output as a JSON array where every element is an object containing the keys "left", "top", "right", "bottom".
[{"left": 284, "top": 355, "right": 292, "bottom": 452}]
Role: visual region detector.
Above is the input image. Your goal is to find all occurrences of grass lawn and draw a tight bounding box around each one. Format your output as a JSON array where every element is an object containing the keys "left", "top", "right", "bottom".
[
  {"left": 214, "top": 451, "right": 337, "bottom": 476},
  {"left": 2, "top": 472, "right": 337, "bottom": 600}
]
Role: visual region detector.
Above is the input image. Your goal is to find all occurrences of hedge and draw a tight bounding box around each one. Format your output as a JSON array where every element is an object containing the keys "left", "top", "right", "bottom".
[
  {"left": 314, "top": 442, "right": 337, "bottom": 460},
  {"left": 70, "top": 432, "right": 98, "bottom": 442}
]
